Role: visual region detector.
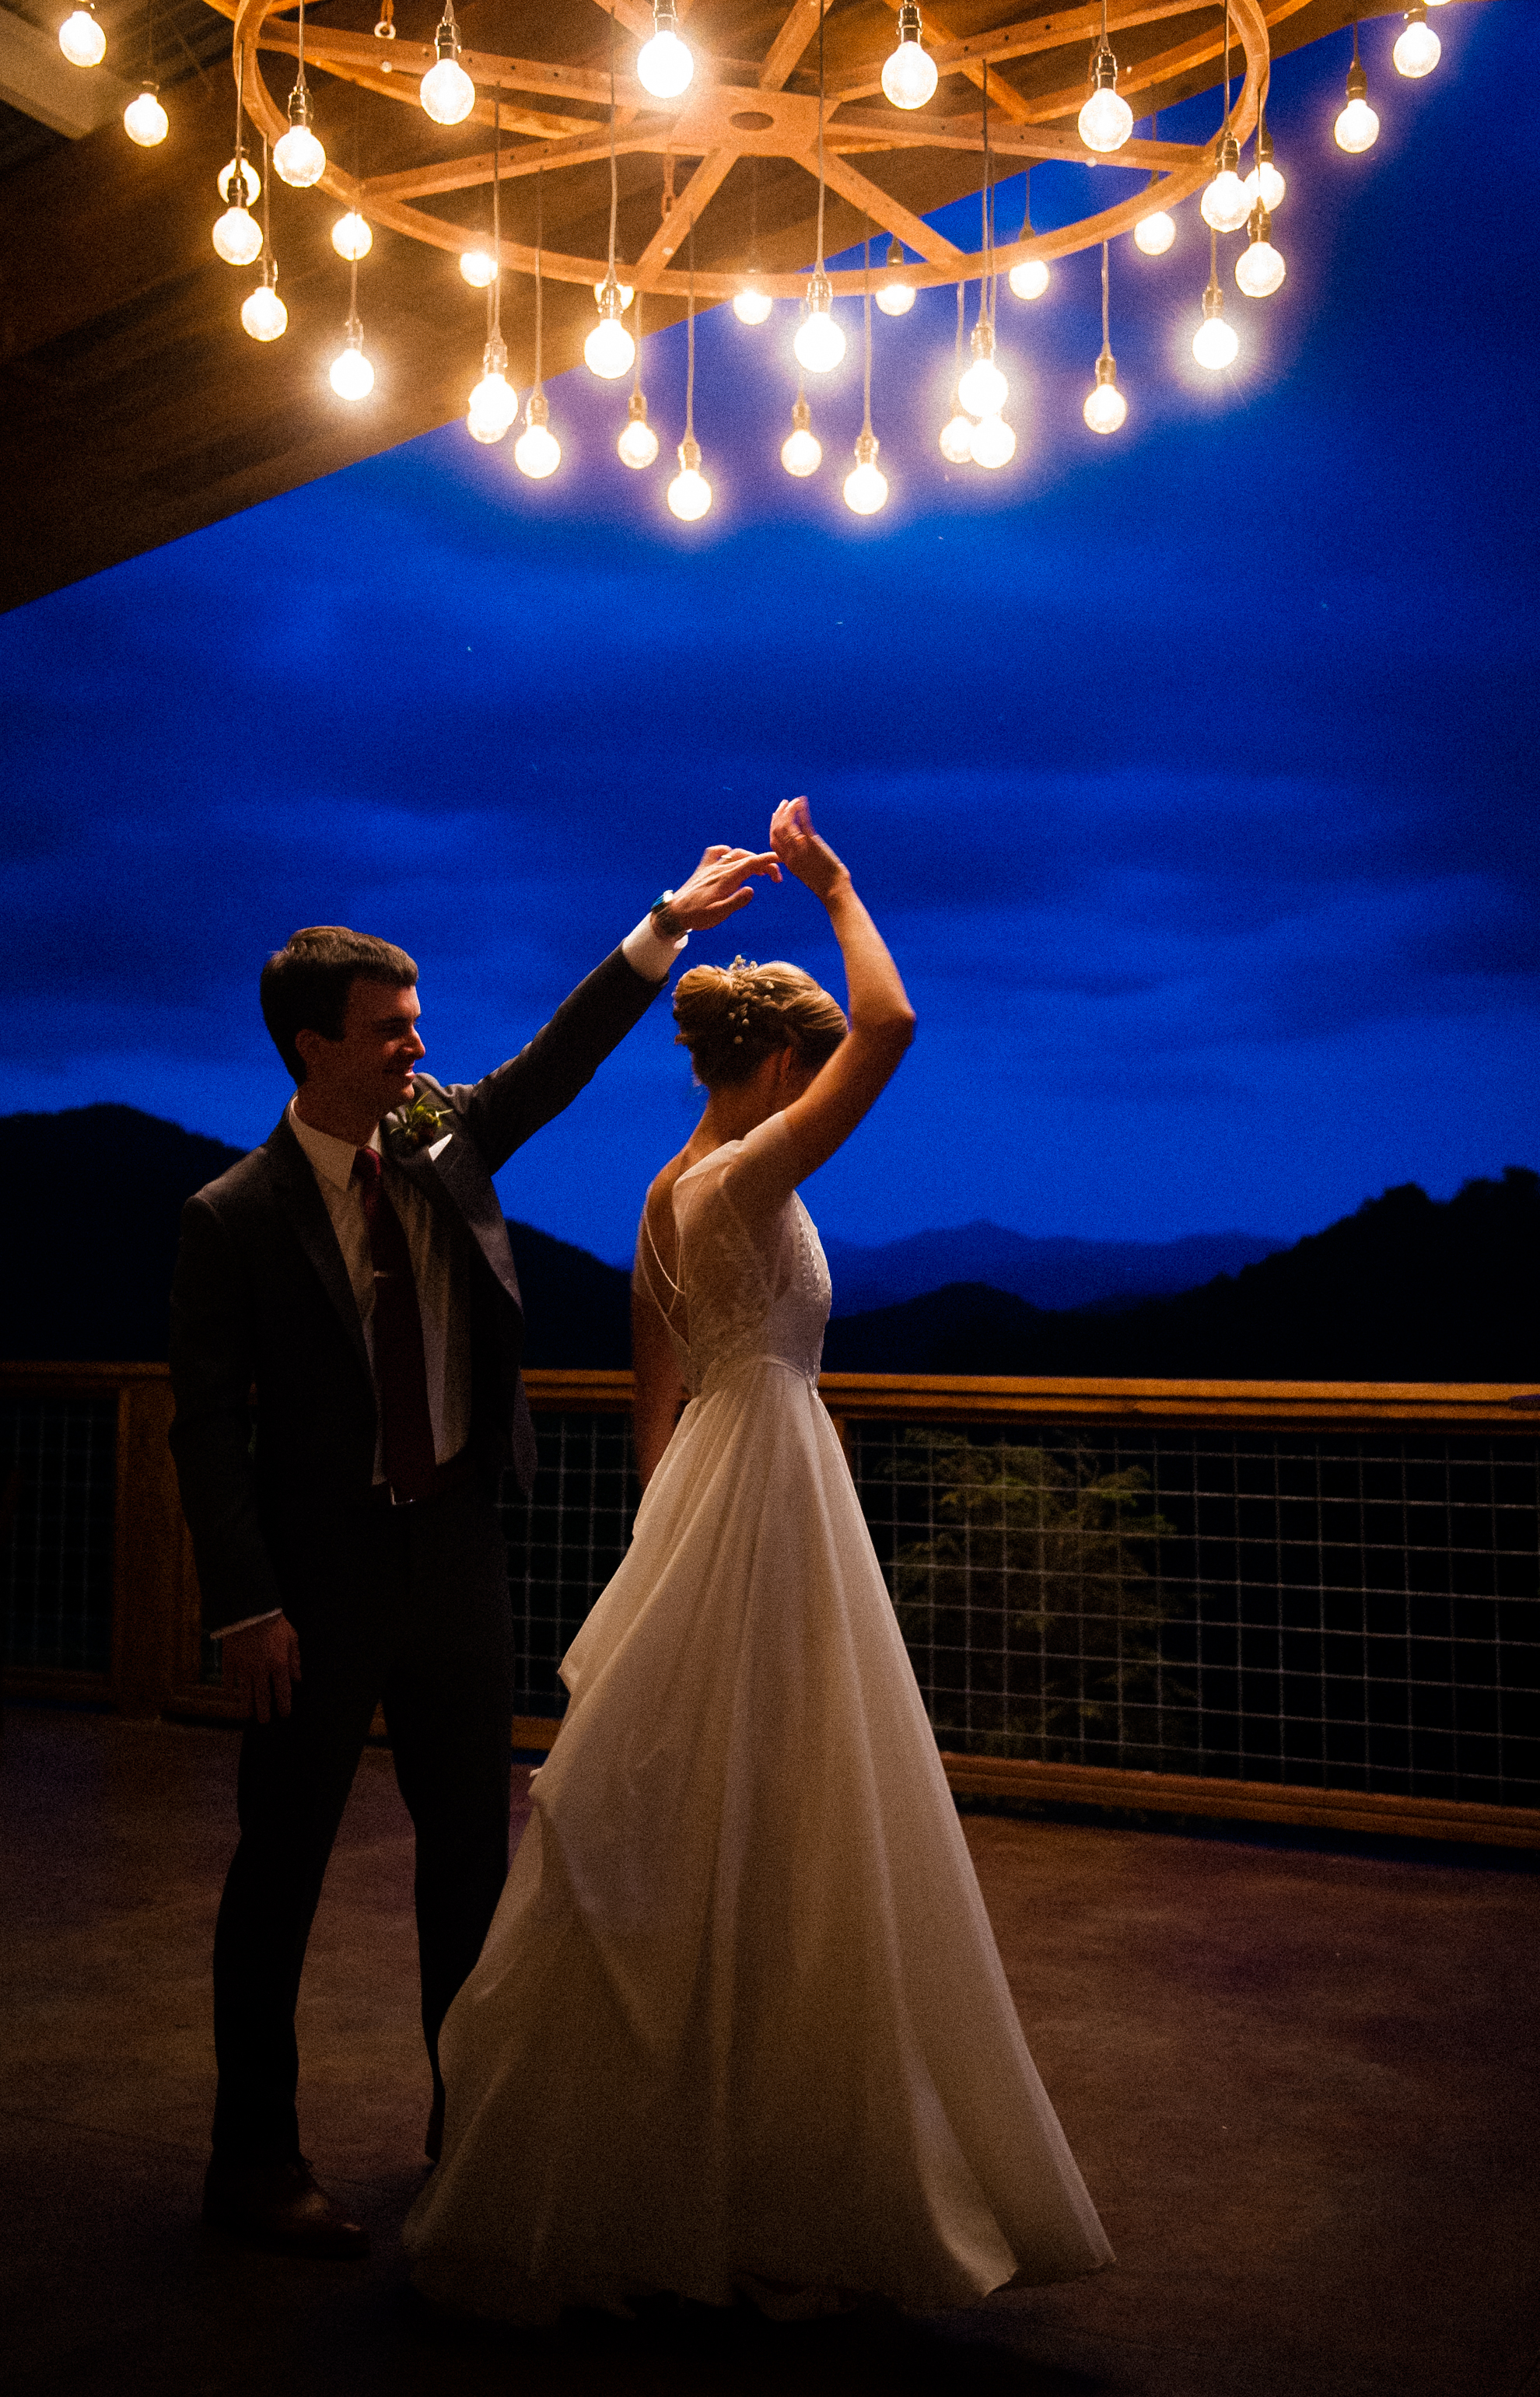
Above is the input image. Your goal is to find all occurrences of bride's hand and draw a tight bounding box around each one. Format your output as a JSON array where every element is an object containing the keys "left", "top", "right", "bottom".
[{"left": 769, "top": 797, "right": 850, "bottom": 904}]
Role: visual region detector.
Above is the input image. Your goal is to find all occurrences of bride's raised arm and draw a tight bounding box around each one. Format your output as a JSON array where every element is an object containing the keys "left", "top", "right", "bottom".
[{"left": 757, "top": 796, "right": 915, "bottom": 1187}]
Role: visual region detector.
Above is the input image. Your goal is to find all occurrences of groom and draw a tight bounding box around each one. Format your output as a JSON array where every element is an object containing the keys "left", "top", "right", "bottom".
[{"left": 169, "top": 845, "right": 777, "bottom": 2259}]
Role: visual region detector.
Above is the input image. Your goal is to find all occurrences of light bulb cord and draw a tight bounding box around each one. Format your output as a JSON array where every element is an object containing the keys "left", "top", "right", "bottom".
[
  {"left": 1100, "top": 237, "right": 1111, "bottom": 359},
  {"left": 1221, "top": 0, "right": 1230, "bottom": 135},
  {"left": 684, "top": 218, "right": 696, "bottom": 443},
  {"left": 814, "top": 0, "right": 826, "bottom": 271},
  {"left": 261, "top": 131, "right": 272, "bottom": 269},
  {"left": 631, "top": 286, "right": 643, "bottom": 394},
  {"left": 491, "top": 95, "right": 501, "bottom": 338},
  {"left": 233, "top": 30, "right": 244, "bottom": 178},
  {"left": 1020, "top": 161, "right": 1032, "bottom": 243},
  {"left": 606, "top": 5, "right": 618, "bottom": 280},
  {"left": 953, "top": 275, "right": 964, "bottom": 394},
  {"left": 978, "top": 65, "right": 992, "bottom": 329},
  {"left": 532, "top": 168, "right": 544, "bottom": 393},
  {"left": 861, "top": 230, "right": 873, "bottom": 436},
  {"left": 294, "top": 0, "right": 306, "bottom": 100},
  {"left": 348, "top": 247, "right": 359, "bottom": 333}
]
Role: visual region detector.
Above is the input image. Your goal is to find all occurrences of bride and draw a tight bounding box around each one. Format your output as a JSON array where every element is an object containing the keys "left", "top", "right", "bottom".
[{"left": 404, "top": 798, "right": 1112, "bottom": 2322}]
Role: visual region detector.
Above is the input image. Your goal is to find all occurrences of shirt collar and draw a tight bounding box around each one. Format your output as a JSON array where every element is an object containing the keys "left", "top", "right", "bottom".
[{"left": 286, "top": 1097, "right": 380, "bottom": 1195}]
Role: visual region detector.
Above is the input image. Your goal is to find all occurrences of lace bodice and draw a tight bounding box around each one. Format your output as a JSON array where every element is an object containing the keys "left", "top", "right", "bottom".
[{"left": 636, "top": 1113, "right": 831, "bottom": 1396}]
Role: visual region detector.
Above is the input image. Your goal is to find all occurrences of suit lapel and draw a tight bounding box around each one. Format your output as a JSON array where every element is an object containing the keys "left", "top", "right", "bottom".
[
  {"left": 385, "top": 1111, "right": 524, "bottom": 1316},
  {"left": 264, "top": 1113, "right": 375, "bottom": 1393}
]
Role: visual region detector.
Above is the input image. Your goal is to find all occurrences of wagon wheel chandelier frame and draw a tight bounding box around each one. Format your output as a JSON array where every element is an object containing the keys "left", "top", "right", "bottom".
[{"left": 213, "top": 0, "right": 1274, "bottom": 302}]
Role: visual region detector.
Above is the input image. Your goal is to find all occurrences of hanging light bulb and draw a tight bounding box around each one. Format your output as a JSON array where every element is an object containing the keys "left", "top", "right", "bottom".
[
  {"left": 219, "top": 155, "right": 261, "bottom": 206},
  {"left": 1202, "top": 134, "right": 1249, "bottom": 232},
  {"left": 514, "top": 390, "right": 561, "bottom": 479},
  {"left": 967, "top": 414, "right": 1015, "bottom": 468},
  {"left": 593, "top": 278, "right": 635, "bottom": 311},
  {"left": 242, "top": 267, "right": 287, "bottom": 343},
  {"left": 842, "top": 428, "right": 887, "bottom": 514},
  {"left": 1335, "top": 36, "right": 1380, "bottom": 152},
  {"left": 331, "top": 211, "right": 373, "bottom": 261},
  {"left": 1192, "top": 271, "right": 1238, "bottom": 370},
  {"left": 467, "top": 335, "right": 518, "bottom": 443},
  {"left": 274, "top": 87, "right": 324, "bottom": 187},
  {"left": 957, "top": 320, "right": 1006, "bottom": 418},
  {"left": 794, "top": 273, "right": 845, "bottom": 373},
  {"left": 330, "top": 317, "right": 375, "bottom": 401},
  {"left": 1009, "top": 254, "right": 1049, "bottom": 299},
  {"left": 876, "top": 241, "right": 916, "bottom": 317},
  {"left": 1393, "top": 0, "right": 1440, "bottom": 77},
  {"left": 637, "top": 1, "right": 693, "bottom": 99},
  {"left": 58, "top": 6, "right": 105, "bottom": 66},
  {"left": 1235, "top": 203, "right": 1286, "bottom": 297},
  {"left": 1134, "top": 210, "right": 1175, "bottom": 255},
  {"left": 421, "top": 0, "right": 474, "bottom": 123},
  {"left": 733, "top": 282, "right": 772, "bottom": 324},
  {"left": 1242, "top": 124, "right": 1286, "bottom": 212},
  {"left": 781, "top": 394, "right": 821, "bottom": 478},
  {"left": 585, "top": 278, "right": 635, "bottom": 379},
  {"left": 939, "top": 411, "right": 973, "bottom": 463},
  {"left": 618, "top": 388, "right": 659, "bottom": 470},
  {"left": 213, "top": 203, "right": 263, "bottom": 266},
  {"left": 1079, "top": 41, "right": 1132, "bottom": 153},
  {"left": 124, "top": 86, "right": 168, "bottom": 145},
  {"left": 667, "top": 435, "right": 711, "bottom": 521},
  {"left": 460, "top": 248, "right": 498, "bottom": 289},
  {"left": 1083, "top": 355, "right": 1126, "bottom": 434},
  {"left": 881, "top": 2, "right": 937, "bottom": 110}
]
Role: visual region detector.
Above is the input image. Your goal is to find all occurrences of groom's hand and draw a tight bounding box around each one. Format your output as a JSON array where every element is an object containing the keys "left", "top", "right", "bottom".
[
  {"left": 663, "top": 844, "right": 781, "bottom": 932},
  {"left": 224, "top": 1614, "right": 303, "bottom": 1723}
]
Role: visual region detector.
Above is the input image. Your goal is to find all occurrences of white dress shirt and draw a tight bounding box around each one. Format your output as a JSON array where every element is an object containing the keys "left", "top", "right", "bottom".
[{"left": 213, "top": 914, "right": 683, "bottom": 1639}]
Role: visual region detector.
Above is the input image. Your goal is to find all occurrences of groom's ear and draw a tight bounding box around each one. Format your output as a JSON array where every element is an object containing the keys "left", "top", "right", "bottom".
[{"left": 293, "top": 1025, "right": 334, "bottom": 1077}]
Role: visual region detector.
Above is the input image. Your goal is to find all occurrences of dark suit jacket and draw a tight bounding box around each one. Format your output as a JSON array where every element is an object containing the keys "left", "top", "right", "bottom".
[{"left": 170, "top": 946, "right": 660, "bottom": 1639}]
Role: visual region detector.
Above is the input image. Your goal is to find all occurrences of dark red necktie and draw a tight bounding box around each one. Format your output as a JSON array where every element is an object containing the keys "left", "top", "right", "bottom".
[{"left": 352, "top": 1148, "right": 437, "bottom": 1500}]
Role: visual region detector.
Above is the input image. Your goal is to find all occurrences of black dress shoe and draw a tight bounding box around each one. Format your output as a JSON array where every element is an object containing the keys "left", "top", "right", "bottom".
[
  {"left": 425, "top": 2090, "right": 444, "bottom": 2164},
  {"left": 202, "top": 2155, "right": 369, "bottom": 2260}
]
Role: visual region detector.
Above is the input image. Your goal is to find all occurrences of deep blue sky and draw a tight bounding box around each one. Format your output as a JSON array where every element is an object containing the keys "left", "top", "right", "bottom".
[{"left": 3, "top": 2, "right": 1535, "bottom": 1262}]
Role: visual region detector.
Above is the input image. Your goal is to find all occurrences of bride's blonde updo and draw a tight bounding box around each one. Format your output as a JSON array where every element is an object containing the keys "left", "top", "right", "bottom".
[{"left": 673, "top": 956, "right": 848, "bottom": 1090}]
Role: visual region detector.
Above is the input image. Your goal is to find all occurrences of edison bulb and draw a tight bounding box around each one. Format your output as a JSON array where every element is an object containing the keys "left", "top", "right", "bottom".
[
  {"left": 212, "top": 206, "right": 263, "bottom": 267},
  {"left": 515, "top": 419, "right": 561, "bottom": 479},
  {"left": 274, "top": 121, "right": 325, "bottom": 187},
  {"left": 421, "top": 55, "right": 474, "bottom": 123},
  {"left": 877, "top": 275, "right": 915, "bottom": 317},
  {"left": 219, "top": 156, "right": 259, "bottom": 205},
  {"left": 1008, "top": 256, "right": 1050, "bottom": 299},
  {"left": 968, "top": 414, "right": 1015, "bottom": 468},
  {"left": 618, "top": 399, "right": 659, "bottom": 470},
  {"left": 957, "top": 352, "right": 1006, "bottom": 418},
  {"left": 242, "top": 282, "right": 287, "bottom": 341},
  {"left": 584, "top": 315, "right": 635, "bottom": 379},
  {"left": 1335, "top": 95, "right": 1379, "bottom": 152},
  {"left": 124, "top": 89, "right": 168, "bottom": 145},
  {"left": 1083, "top": 376, "right": 1126, "bottom": 435},
  {"left": 1079, "top": 84, "right": 1132, "bottom": 152},
  {"left": 1192, "top": 312, "right": 1237, "bottom": 369},
  {"left": 667, "top": 459, "right": 711, "bottom": 520},
  {"left": 781, "top": 425, "right": 821, "bottom": 477},
  {"left": 1134, "top": 211, "right": 1175, "bottom": 256},
  {"left": 1235, "top": 235, "right": 1286, "bottom": 297},
  {"left": 460, "top": 248, "right": 497, "bottom": 289},
  {"left": 843, "top": 460, "right": 888, "bottom": 513},
  {"left": 1242, "top": 160, "right": 1286, "bottom": 212},
  {"left": 330, "top": 339, "right": 374, "bottom": 401},
  {"left": 637, "top": 25, "right": 693, "bottom": 99},
  {"left": 1393, "top": 14, "right": 1440, "bottom": 75},
  {"left": 1201, "top": 168, "right": 1249, "bottom": 233},
  {"left": 59, "top": 8, "right": 105, "bottom": 65},
  {"left": 331, "top": 212, "right": 373, "bottom": 261},
  {"left": 936, "top": 412, "right": 971, "bottom": 464},
  {"left": 882, "top": 38, "right": 936, "bottom": 110},
  {"left": 733, "top": 283, "right": 772, "bottom": 324},
  {"left": 794, "top": 303, "right": 845, "bottom": 375},
  {"left": 467, "top": 373, "right": 518, "bottom": 442}
]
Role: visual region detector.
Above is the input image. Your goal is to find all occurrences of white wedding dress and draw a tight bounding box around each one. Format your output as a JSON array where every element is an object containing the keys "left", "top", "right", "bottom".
[{"left": 404, "top": 1114, "right": 1112, "bottom": 2322}]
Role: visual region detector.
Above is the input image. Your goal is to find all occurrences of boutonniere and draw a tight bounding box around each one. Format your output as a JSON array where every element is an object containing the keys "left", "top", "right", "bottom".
[{"left": 389, "top": 1096, "right": 453, "bottom": 1152}]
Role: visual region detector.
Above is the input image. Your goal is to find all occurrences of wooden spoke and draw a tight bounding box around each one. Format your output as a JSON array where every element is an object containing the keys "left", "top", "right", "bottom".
[
  {"left": 811, "top": 152, "right": 964, "bottom": 264},
  {"left": 632, "top": 148, "right": 740, "bottom": 275}
]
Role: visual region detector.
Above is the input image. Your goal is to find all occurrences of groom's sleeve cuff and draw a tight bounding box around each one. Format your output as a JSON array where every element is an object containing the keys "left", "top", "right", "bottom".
[
  {"left": 208, "top": 1608, "right": 282, "bottom": 1640},
  {"left": 621, "top": 915, "right": 689, "bottom": 984}
]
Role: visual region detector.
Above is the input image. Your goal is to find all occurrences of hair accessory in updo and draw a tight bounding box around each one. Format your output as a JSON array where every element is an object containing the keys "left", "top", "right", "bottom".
[{"left": 671, "top": 954, "right": 848, "bottom": 1091}]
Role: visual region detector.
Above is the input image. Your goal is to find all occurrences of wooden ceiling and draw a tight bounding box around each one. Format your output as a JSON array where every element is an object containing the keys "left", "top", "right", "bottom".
[{"left": 1, "top": 0, "right": 1402, "bottom": 611}]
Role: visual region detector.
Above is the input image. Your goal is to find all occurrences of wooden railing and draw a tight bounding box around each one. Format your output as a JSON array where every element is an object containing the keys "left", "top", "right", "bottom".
[{"left": 4, "top": 1359, "right": 1538, "bottom": 1847}]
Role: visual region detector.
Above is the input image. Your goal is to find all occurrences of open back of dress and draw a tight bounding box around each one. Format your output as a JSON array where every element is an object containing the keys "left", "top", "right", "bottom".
[{"left": 405, "top": 1113, "right": 1111, "bottom": 2322}]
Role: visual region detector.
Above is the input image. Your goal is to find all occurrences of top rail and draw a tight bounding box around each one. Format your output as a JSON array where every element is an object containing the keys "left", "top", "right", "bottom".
[{"left": 3, "top": 1359, "right": 1538, "bottom": 1429}]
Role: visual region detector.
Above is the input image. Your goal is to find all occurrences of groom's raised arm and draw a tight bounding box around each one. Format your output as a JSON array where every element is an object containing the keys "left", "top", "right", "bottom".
[{"left": 443, "top": 845, "right": 781, "bottom": 1175}]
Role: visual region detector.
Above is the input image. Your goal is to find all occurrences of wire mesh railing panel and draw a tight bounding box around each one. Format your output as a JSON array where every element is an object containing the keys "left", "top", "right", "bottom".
[
  {"left": 0, "top": 1394, "right": 117, "bottom": 1676},
  {"left": 849, "top": 1422, "right": 1540, "bottom": 1806},
  {"left": 498, "top": 1412, "right": 638, "bottom": 1718}
]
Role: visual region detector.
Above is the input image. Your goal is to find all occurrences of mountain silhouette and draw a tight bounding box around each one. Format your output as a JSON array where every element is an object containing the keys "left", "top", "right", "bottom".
[{"left": 821, "top": 1223, "right": 1284, "bottom": 1316}]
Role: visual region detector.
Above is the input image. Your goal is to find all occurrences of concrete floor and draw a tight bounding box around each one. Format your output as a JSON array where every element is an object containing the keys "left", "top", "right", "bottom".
[{"left": 2, "top": 1707, "right": 1538, "bottom": 2397}]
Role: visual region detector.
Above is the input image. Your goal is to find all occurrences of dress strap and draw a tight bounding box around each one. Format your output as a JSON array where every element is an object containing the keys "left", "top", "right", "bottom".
[{"left": 642, "top": 1195, "right": 684, "bottom": 1321}]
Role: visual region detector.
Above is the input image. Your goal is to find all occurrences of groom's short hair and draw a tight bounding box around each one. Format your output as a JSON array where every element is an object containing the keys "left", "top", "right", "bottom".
[{"left": 261, "top": 926, "right": 418, "bottom": 1083}]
